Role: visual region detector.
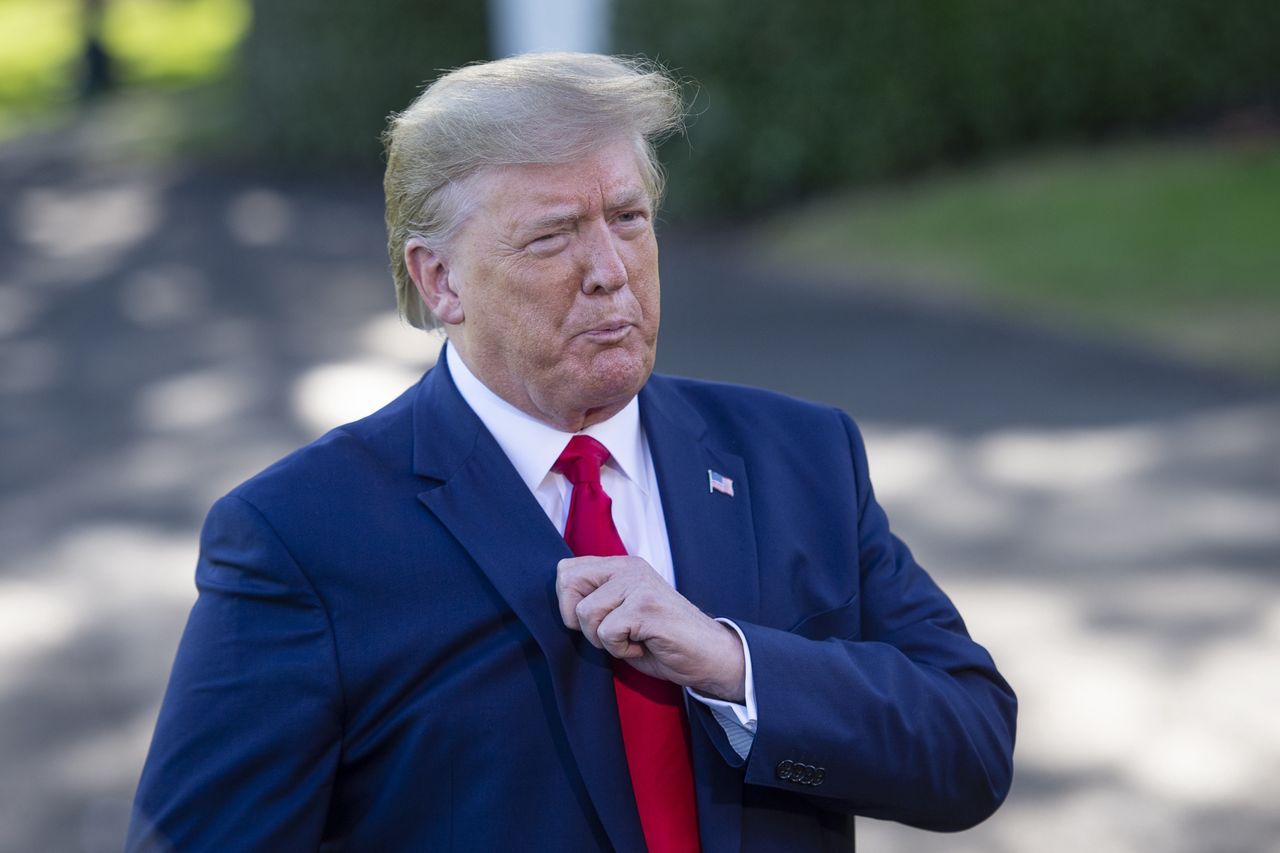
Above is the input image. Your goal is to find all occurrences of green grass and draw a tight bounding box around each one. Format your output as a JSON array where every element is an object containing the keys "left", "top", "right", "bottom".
[
  {"left": 765, "top": 142, "right": 1280, "bottom": 377},
  {"left": 0, "top": 0, "right": 249, "bottom": 138}
]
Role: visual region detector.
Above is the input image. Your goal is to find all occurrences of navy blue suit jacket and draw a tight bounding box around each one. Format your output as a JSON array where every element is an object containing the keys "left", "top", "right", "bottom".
[{"left": 129, "top": 361, "right": 1015, "bottom": 851}]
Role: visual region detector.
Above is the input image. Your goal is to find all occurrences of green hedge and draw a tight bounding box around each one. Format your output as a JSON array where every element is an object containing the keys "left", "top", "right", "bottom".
[
  {"left": 616, "top": 0, "right": 1280, "bottom": 216},
  {"left": 238, "top": 0, "right": 487, "bottom": 169},
  {"left": 236, "top": 1, "right": 1279, "bottom": 214}
]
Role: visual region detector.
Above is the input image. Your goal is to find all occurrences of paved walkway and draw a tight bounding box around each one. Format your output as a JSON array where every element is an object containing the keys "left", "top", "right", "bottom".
[{"left": 2, "top": 124, "right": 1277, "bottom": 852}]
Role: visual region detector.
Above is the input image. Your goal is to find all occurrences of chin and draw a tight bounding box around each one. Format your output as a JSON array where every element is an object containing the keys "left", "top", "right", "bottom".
[
  {"left": 598, "top": 346, "right": 653, "bottom": 385},
  {"left": 574, "top": 348, "right": 653, "bottom": 410}
]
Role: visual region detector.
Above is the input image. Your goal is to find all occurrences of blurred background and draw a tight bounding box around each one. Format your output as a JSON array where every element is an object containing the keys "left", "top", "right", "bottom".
[{"left": 1, "top": 0, "right": 1278, "bottom": 850}]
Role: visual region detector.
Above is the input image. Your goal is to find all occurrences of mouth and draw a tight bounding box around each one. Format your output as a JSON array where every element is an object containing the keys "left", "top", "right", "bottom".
[{"left": 579, "top": 321, "right": 634, "bottom": 344}]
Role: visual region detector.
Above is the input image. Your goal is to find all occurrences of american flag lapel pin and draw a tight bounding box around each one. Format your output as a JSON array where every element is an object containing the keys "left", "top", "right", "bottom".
[{"left": 708, "top": 469, "right": 735, "bottom": 497}]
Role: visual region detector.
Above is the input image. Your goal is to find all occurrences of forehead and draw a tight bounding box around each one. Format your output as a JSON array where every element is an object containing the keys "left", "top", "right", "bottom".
[{"left": 469, "top": 140, "right": 650, "bottom": 226}]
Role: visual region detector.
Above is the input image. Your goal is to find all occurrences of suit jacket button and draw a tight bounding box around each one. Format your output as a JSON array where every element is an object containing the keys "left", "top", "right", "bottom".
[{"left": 776, "top": 760, "right": 794, "bottom": 781}]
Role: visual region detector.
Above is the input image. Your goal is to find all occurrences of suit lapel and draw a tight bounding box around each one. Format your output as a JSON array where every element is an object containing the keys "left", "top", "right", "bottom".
[
  {"left": 411, "top": 362, "right": 646, "bottom": 852},
  {"left": 640, "top": 377, "right": 760, "bottom": 626},
  {"left": 640, "top": 377, "right": 761, "bottom": 853}
]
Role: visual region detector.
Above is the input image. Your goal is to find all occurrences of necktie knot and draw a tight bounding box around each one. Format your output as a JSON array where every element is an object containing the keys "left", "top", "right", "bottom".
[{"left": 553, "top": 434, "right": 612, "bottom": 486}]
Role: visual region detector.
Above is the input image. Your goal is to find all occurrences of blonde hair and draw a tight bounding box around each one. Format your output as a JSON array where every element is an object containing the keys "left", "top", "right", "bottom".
[{"left": 383, "top": 52, "right": 686, "bottom": 329}]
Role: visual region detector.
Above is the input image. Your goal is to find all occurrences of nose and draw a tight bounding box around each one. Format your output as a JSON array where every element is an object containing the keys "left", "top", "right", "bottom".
[{"left": 580, "top": 220, "right": 628, "bottom": 294}]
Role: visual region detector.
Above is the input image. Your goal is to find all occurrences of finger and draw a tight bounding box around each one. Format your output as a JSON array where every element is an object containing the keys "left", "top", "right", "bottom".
[
  {"left": 556, "top": 556, "right": 639, "bottom": 629},
  {"left": 595, "top": 605, "right": 645, "bottom": 661},
  {"left": 574, "top": 581, "right": 628, "bottom": 649},
  {"left": 556, "top": 557, "right": 605, "bottom": 629}
]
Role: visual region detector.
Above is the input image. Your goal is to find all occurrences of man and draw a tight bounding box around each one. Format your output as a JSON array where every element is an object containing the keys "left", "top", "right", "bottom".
[{"left": 129, "top": 53, "right": 1015, "bottom": 852}]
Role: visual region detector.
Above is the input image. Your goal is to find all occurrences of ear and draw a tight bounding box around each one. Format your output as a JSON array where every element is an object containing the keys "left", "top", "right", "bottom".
[{"left": 405, "top": 237, "right": 465, "bottom": 326}]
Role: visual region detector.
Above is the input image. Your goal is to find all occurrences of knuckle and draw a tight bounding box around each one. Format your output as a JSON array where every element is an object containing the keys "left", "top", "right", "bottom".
[
  {"left": 574, "top": 598, "right": 594, "bottom": 624},
  {"left": 632, "top": 592, "right": 659, "bottom": 618}
]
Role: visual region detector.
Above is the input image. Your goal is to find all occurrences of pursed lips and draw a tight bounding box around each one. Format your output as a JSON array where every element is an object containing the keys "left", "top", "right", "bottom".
[{"left": 577, "top": 319, "right": 635, "bottom": 343}]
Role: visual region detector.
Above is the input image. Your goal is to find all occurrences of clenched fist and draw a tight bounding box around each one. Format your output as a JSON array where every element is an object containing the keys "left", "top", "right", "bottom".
[{"left": 556, "top": 555, "right": 746, "bottom": 703}]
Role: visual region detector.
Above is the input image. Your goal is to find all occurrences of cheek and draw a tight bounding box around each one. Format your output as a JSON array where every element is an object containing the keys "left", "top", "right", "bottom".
[
  {"left": 623, "top": 242, "right": 659, "bottom": 289},
  {"left": 516, "top": 274, "right": 583, "bottom": 341},
  {"left": 644, "top": 287, "right": 660, "bottom": 325},
  {"left": 632, "top": 264, "right": 661, "bottom": 318}
]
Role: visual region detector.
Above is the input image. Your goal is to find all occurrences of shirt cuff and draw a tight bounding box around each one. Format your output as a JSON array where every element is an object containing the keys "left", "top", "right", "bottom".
[{"left": 685, "top": 618, "right": 757, "bottom": 760}]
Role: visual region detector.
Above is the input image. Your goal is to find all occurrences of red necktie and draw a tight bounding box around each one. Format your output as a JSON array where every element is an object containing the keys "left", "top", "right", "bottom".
[{"left": 554, "top": 435, "right": 701, "bottom": 853}]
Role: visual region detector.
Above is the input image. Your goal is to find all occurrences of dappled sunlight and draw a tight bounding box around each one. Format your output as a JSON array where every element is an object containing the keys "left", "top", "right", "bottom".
[
  {"left": 0, "top": 523, "right": 197, "bottom": 700},
  {"left": 0, "top": 580, "right": 78, "bottom": 664},
  {"left": 17, "top": 179, "right": 164, "bottom": 262},
  {"left": 134, "top": 366, "right": 263, "bottom": 432},
  {"left": 292, "top": 359, "right": 430, "bottom": 437},
  {"left": 1173, "top": 489, "right": 1280, "bottom": 545},
  {"left": 44, "top": 707, "right": 158, "bottom": 794},
  {"left": 291, "top": 358, "right": 427, "bottom": 438},
  {"left": 119, "top": 263, "right": 209, "bottom": 327},
  {"left": 0, "top": 524, "right": 196, "bottom": 849},
  {"left": 193, "top": 316, "right": 262, "bottom": 361},
  {"left": 0, "top": 283, "right": 42, "bottom": 339},
  {"left": 866, "top": 403, "right": 1280, "bottom": 571},
  {"left": 0, "top": 337, "right": 59, "bottom": 394},
  {"left": 1050, "top": 489, "right": 1280, "bottom": 562},
  {"left": 290, "top": 318, "right": 443, "bottom": 436},
  {"left": 975, "top": 425, "right": 1163, "bottom": 490},
  {"left": 861, "top": 571, "right": 1280, "bottom": 853},
  {"left": 0, "top": 117, "right": 453, "bottom": 848},
  {"left": 857, "top": 406, "right": 1280, "bottom": 851},
  {"left": 863, "top": 429, "right": 1016, "bottom": 538},
  {"left": 225, "top": 188, "right": 294, "bottom": 247},
  {"left": 116, "top": 435, "right": 214, "bottom": 493},
  {"left": 861, "top": 427, "right": 954, "bottom": 495},
  {"left": 358, "top": 313, "right": 445, "bottom": 367}
]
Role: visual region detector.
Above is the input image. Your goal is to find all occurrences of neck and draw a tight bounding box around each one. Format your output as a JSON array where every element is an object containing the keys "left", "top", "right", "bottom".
[{"left": 445, "top": 339, "right": 628, "bottom": 433}]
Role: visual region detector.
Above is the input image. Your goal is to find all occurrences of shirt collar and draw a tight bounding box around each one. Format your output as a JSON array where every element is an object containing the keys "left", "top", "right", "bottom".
[{"left": 445, "top": 343, "right": 648, "bottom": 494}]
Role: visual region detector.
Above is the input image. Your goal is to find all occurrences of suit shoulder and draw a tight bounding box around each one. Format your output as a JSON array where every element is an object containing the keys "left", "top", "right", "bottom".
[
  {"left": 646, "top": 373, "right": 857, "bottom": 448},
  {"left": 650, "top": 373, "right": 849, "bottom": 424},
  {"left": 225, "top": 380, "right": 418, "bottom": 514}
]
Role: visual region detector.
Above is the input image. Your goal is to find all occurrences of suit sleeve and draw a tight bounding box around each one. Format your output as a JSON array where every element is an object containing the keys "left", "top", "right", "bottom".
[
  {"left": 699, "top": 411, "right": 1016, "bottom": 832},
  {"left": 127, "top": 494, "right": 343, "bottom": 852}
]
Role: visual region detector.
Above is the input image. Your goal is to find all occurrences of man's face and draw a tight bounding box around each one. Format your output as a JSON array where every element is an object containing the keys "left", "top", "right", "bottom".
[{"left": 443, "top": 140, "right": 661, "bottom": 431}]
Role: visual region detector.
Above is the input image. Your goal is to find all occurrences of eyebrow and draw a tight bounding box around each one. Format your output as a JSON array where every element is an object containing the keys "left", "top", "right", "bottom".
[
  {"left": 520, "top": 189, "right": 653, "bottom": 235},
  {"left": 605, "top": 188, "right": 650, "bottom": 213},
  {"left": 524, "top": 211, "right": 581, "bottom": 234}
]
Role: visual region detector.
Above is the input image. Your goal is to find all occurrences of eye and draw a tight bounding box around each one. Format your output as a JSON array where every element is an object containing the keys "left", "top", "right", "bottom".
[
  {"left": 614, "top": 210, "right": 649, "bottom": 228},
  {"left": 526, "top": 232, "right": 569, "bottom": 255}
]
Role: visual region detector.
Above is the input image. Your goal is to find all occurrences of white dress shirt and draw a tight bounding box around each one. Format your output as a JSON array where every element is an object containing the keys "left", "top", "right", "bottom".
[{"left": 446, "top": 345, "right": 757, "bottom": 758}]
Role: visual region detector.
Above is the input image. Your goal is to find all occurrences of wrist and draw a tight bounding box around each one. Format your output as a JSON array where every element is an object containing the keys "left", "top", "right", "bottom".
[{"left": 693, "top": 620, "right": 746, "bottom": 703}]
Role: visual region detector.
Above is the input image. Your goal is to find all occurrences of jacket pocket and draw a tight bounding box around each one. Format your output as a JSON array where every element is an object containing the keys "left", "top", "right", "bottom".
[{"left": 788, "top": 597, "right": 860, "bottom": 641}]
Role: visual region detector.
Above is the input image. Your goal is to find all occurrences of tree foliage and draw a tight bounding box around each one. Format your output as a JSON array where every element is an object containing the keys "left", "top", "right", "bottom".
[
  {"left": 240, "top": 0, "right": 488, "bottom": 169},
  {"left": 616, "top": 0, "right": 1280, "bottom": 215}
]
